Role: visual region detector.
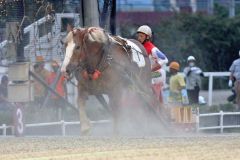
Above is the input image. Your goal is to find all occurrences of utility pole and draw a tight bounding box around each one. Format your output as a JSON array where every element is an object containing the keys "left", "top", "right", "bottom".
[
  {"left": 100, "top": 0, "right": 116, "bottom": 34},
  {"left": 100, "top": 0, "right": 110, "bottom": 29},
  {"left": 82, "top": 0, "right": 99, "bottom": 27},
  {"left": 229, "top": 0, "right": 235, "bottom": 18},
  {"left": 110, "top": 0, "right": 116, "bottom": 35}
]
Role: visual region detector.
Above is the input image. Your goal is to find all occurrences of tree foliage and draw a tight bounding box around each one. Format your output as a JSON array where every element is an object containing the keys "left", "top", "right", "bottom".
[
  {"left": 120, "top": 6, "right": 240, "bottom": 72},
  {"left": 153, "top": 11, "right": 240, "bottom": 72}
]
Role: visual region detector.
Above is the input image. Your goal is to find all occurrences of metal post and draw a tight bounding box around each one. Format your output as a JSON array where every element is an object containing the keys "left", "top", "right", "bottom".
[
  {"left": 196, "top": 108, "right": 200, "bottom": 132},
  {"left": 61, "top": 120, "right": 66, "bottom": 136},
  {"left": 220, "top": 110, "right": 224, "bottom": 133},
  {"left": 110, "top": 0, "right": 116, "bottom": 34},
  {"left": 208, "top": 75, "right": 213, "bottom": 106},
  {"left": 100, "top": 0, "right": 110, "bottom": 29},
  {"left": 2, "top": 124, "right": 6, "bottom": 136}
]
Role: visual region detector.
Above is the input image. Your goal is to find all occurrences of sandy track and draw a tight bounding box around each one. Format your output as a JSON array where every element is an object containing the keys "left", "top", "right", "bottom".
[{"left": 1, "top": 134, "right": 240, "bottom": 160}]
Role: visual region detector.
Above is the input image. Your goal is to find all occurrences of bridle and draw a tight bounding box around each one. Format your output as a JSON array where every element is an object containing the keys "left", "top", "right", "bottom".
[{"left": 67, "top": 28, "right": 113, "bottom": 81}]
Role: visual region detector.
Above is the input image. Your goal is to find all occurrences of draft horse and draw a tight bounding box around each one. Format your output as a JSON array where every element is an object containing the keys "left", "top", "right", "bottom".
[{"left": 61, "top": 27, "right": 157, "bottom": 134}]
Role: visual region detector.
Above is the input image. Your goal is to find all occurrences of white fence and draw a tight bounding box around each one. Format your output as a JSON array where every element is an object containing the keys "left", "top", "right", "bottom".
[
  {"left": 0, "top": 72, "right": 235, "bottom": 136},
  {"left": 1, "top": 111, "right": 240, "bottom": 136},
  {"left": 0, "top": 124, "right": 14, "bottom": 136},
  {"left": 0, "top": 120, "right": 110, "bottom": 137},
  {"left": 204, "top": 72, "right": 230, "bottom": 106},
  {"left": 197, "top": 111, "right": 240, "bottom": 133}
]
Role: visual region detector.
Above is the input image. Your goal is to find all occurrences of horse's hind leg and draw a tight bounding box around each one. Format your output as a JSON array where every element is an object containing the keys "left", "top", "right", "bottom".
[{"left": 78, "top": 97, "right": 91, "bottom": 135}]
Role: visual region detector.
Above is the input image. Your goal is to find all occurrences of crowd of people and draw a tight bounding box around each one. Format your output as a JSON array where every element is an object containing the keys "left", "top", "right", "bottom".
[
  {"left": 136, "top": 25, "right": 205, "bottom": 122},
  {"left": 136, "top": 25, "right": 203, "bottom": 105}
]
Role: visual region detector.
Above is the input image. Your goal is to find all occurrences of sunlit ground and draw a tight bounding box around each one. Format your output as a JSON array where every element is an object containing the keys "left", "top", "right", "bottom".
[{"left": 0, "top": 134, "right": 240, "bottom": 160}]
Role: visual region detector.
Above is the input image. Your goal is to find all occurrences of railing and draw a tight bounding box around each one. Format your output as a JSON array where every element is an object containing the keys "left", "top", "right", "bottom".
[
  {"left": 24, "top": 13, "right": 80, "bottom": 60},
  {"left": 0, "top": 119, "right": 110, "bottom": 137},
  {"left": 204, "top": 72, "right": 230, "bottom": 106},
  {"left": 0, "top": 124, "right": 14, "bottom": 136},
  {"left": 2, "top": 111, "right": 240, "bottom": 136},
  {"left": 197, "top": 111, "right": 240, "bottom": 133}
]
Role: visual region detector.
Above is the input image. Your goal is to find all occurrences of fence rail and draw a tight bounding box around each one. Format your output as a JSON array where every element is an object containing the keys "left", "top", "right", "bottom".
[
  {"left": 197, "top": 111, "right": 240, "bottom": 133},
  {"left": 203, "top": 72, "right": 230, "bottom": 106},
  {"left": 0, "top": 120, "right": 110, "bottom": 137},
  {"left": 1, "top": 110, "right": 240, "bottom": 136}
]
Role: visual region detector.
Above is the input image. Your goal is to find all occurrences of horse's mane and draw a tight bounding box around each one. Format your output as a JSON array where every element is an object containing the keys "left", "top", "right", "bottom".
[
  {"left": 86, "top": 27, "right": 109, "bottom": 44},
  {"left": 65, "top": 27, "right": 109, "bottom": 45}
]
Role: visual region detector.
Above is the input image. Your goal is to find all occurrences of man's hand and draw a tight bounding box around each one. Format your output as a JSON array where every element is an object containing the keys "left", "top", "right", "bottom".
[{"left": 228, "top": 80, "right": 233, "bottom": 87}]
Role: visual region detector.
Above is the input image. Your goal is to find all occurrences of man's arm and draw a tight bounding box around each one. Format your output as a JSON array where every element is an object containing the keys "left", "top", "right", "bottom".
[
  {"left": 183, "top": 67, "right": 191, "bottom": 77},
  {"left": 152, "top": 48, "right": 168, "bottom": 66},
  {"left": 229, "top": 62, "right": 235, "bottom": 87}
]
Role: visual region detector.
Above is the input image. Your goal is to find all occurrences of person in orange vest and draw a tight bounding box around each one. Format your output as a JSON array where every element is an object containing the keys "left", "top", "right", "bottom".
[
  {"left": 46, "top": 60, "right": 67, "bottom": 119},
  {"left": 46, "top": 60, "right": 66, "bottom": 99},
  {"left": 136, "top": 25, "right": 168, "bottom": 104},
  {"left": 33, "top": 56, "right": 51, "bottom": 105}
]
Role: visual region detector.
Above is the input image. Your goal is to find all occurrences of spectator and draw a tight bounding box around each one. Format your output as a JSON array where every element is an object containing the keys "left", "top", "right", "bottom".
[
  {"left": 183, "top": 56, "right": 203, "bottom": 105},
  {"left": 33, "top": 56, "right": 51, "bottom": 105},
  {"left": 46, "top": 60, "right": 66, "bottom": 100},
  {"left": 169, "top": 61, "right": 192, "bottom": 123},
  {"left": 229, "top": 51, "right": 240, "bottom": 110},
  {"left": 46, "top": 60, "right": 66, "bottom": 120},
  {"left": 169, "top": 61, "right": 186, "bottom": 102}
]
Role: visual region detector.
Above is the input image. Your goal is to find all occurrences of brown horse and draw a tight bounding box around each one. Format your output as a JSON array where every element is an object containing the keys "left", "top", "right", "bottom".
[{"left": 61, "top": 27, "right": 158, "bottom": 134}]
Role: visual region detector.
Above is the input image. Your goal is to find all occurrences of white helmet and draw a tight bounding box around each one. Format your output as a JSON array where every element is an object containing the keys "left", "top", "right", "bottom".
[
  {"left": 187, "top": 56, "right": 196, "bottom": 61},
  {"left": 239, "top": 50, "right": 240, "bottom": 56},
  {"left": 137, "top": 25, "right": 152, "bottom": 37}
]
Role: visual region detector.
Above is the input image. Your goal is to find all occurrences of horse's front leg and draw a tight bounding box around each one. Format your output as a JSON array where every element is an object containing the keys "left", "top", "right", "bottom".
[{"left": 78, "top": 96, "right": 91, "bottom": 135}]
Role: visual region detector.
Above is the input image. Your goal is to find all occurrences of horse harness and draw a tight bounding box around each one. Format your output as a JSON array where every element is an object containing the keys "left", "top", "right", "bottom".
[
  {"left": 69, "top": 28, "right": 143, "bottom": 82},
  {"left": 74, "top": 34, "right": 134, "bottom": 80}
]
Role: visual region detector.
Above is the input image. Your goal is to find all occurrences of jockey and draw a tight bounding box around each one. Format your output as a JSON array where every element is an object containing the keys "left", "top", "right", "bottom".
[{"left": 137, "top": 25, "right": 168, "bottom": 103}]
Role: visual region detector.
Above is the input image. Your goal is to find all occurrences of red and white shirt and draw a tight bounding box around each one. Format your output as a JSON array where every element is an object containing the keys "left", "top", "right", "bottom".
[{"left": 143, "top": 41, "right": 168, "bottom": 67}]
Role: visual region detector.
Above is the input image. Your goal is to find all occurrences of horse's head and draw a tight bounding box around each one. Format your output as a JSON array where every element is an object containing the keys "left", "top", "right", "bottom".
[{"left": 61, "top": 27, "right": 109, "bottom": 78}]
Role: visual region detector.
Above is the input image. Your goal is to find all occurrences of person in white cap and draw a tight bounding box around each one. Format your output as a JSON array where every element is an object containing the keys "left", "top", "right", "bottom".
[
  {"left": 183, "top": 56, "right": 203, "bottom": 104},
  {"left": 136, "top": 25, "right": 168, "bottom": 104},
  {"left": 229, "top": 50, "right": 240, "bottom": 109}
]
